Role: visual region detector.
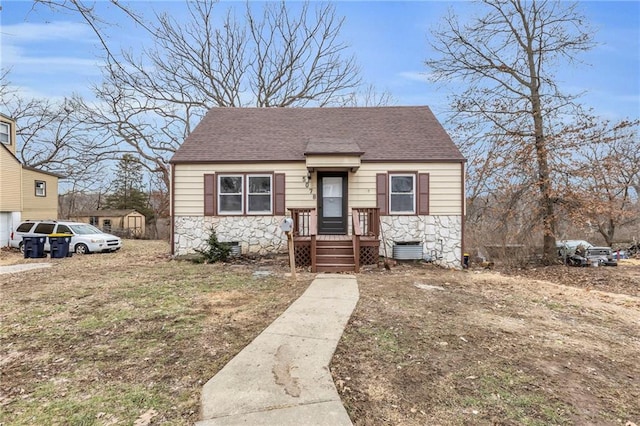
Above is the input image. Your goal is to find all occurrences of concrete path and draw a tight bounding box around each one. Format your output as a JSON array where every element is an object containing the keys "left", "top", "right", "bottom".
[
  {"left": 0, "top": 263, "right": 51, "bottom": 275},
  {"left": 196, "top": 274, "right": 359, "bottom": 426}
]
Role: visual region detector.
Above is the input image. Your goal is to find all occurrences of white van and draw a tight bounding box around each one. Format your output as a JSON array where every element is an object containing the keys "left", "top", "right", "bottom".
[{"left": 9, "top": 220, "right": 123, "bottom": 254}]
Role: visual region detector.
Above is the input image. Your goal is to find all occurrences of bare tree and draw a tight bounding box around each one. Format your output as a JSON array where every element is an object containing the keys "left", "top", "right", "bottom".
[
  {"left": 33, "top": 0, "right": 366, "bottom": 195},
  {"left": 427, "top": 0, "right": 595, "bottom": 262},
  {"left": 0, "top": 71, "right": 117, "bottom": 192},
  {"left": 561, "top": 119, "right": 640, "bottom": 245}
]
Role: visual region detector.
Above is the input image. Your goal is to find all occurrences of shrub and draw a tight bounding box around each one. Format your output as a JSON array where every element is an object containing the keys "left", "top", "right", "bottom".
[{"left": 195, "top": 228, "right": 231, "bottom": 263}]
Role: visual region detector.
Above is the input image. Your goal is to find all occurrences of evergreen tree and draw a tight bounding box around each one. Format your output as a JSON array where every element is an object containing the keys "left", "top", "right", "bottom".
[{"left": 105, "top": 154, "right": 154, "bottom": 219}]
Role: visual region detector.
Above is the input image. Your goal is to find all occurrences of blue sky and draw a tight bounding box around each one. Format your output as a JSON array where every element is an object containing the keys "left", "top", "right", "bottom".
[{"left": 1, "top": 0, "right": 639, "bottom": 123}]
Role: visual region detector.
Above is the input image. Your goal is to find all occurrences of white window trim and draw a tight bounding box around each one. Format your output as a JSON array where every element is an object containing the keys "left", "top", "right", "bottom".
[
  {"left": 35, "top": 180, "right": 46, "bottom": 197},
  {"left": 389, "top": 174, "right": 416, "bottom": 214},
  {"left": 0, "top": 122, "right": 10, "bottom": 145},
  {"left": 247, "top": 174, "right": 273, "bottom": 215},
  {"left": 218, "top": 174, "right": 244, "bottom": 215}
]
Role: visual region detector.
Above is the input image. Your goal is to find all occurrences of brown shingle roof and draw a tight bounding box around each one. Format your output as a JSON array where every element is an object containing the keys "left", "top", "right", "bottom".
[{"left": 170, "top": 106, "right": 465, "bottom": 163}]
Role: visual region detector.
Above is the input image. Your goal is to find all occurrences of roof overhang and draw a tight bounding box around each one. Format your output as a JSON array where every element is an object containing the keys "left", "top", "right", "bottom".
[{"left": 304, "top": 138, "right": 363, "bottom": 172}]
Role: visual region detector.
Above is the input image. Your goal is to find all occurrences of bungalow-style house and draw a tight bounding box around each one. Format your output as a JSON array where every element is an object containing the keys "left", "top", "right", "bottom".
[
  {"left": 0, "top": 113, "right": 62, "bottom": 246},
  {"left": 169, "top": 106, "right": 466, "bottom": 271},
  {"left": 70, "top": 209, "right": 146, "bottom": 237}
]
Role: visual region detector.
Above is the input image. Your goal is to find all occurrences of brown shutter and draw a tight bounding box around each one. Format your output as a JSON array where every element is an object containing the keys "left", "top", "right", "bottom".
[
  {"left": 418, "top": 173, "right": 430, "bottom": 215},
  {"left": 274, "top": 173, "right": 286, "bottom": 215},
  {"left": 376, "top": 173, "right": 388, "bottom": 215},
  {"left": 204, "top": 174, "right": 216, "bottom": 216}
]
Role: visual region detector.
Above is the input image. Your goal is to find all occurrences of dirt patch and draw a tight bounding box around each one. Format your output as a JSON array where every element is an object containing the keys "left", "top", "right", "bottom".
[{"left": 331, "top": 262, "right": 640, "bottom": 425}]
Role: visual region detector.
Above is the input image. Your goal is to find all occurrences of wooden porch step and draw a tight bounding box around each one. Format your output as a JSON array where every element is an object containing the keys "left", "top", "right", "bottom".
[
  {"left": 316, "top": 264, "right": 356, "bottom": 273},
  {"left": 317, "top": 246, "right": 353, "bottom": 256},
  {"left": 317, "top": 254, "right": 354, "bottom": 265}
]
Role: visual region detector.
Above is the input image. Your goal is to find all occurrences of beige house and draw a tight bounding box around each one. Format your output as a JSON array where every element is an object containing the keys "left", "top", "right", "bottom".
[
  {"left": 71, "top": 209, "right": 146, "bottom": 238},
  {"left": 0, "top": 114, "right": 62, "bottom": 246},
  {"left": 169, "top": 106, "right": 466, "bottom": 271}
]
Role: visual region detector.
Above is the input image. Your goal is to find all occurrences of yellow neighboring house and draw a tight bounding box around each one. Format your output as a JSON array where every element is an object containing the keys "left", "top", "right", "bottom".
[{"left": 0, "top": 113, "right": 63, "bottom": 246}]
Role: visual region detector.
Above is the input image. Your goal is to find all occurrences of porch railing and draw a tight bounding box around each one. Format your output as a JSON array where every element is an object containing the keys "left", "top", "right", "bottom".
[
  {"left": 352, "top": 210, "right": 362, "bottom": 273},
  {"left": 288, "top": 208, "right": 317, "bottom": 237},
  {"left": 352, "top": 208, "right": 380, "bottom": 238}
]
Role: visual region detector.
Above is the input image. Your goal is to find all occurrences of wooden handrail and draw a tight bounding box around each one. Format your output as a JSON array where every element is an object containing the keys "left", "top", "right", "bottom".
[
  {"left": 352, "top": 209, "right": 361, "bottom": 273},
  {"left": 310, "top": 209, "right": 317, "bottom": 272},
  {"left": 352, "top": 209, "right": 362, "bottom": 236},
  {"left": 351, "top": 208, "right": 379, "bottom": 238},
  {"left": 310, "top": 209, "right": 317, "bottom": 236}
]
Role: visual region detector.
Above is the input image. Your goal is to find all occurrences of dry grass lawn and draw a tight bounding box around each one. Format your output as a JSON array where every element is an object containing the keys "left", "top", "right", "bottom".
[{"left": 1, "top": 240, "right": 638, "bottom": 425}]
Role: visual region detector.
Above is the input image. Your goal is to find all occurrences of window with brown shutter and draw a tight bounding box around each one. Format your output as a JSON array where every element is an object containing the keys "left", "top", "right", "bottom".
[
  {"left": 376, "top": 173, "right": 388, "bottom": 215},
  {"left": 204, "top": 174, "right": 216, "bottom": 216},
  {"left": 389, "top": 174, "right": 416, "bottom": 214}
]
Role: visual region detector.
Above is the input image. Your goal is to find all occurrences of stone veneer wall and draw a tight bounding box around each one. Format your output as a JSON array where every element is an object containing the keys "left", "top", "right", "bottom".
[
  {"left": 174, "top": 216, "right": 287, "bottom": 256},
  {"left": 174, "top": 214, "right": 462, "bottom": 269},
  {"left": 380, "top": 215, "right": 462, "bottom": 269}
]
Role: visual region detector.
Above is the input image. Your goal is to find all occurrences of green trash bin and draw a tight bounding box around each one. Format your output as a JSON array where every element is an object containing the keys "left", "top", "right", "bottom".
[
  {"left": 49, "top": 234, "right": 73, "bottom": 258},
  {"left": 23, "top": 235, "right": 47, "bottom": 259}
]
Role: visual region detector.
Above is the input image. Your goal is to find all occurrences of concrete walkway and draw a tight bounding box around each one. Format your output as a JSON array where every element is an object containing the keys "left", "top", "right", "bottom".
[
  {"left": 196, "top": 274, "right": 359, "bottom": 426},
  {"left": 0, "top": 263, "right": 51, "bottom": 275}
]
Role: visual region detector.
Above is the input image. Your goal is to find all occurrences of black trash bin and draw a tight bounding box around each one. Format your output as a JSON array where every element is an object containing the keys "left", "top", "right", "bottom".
[
  {"left": 23, "top": 235, "right": 47, "bottom": 259},
  {"left": 49, "top": 234, "right": 73, "bottom": 258},
  {"left": 463, "top": 253, "right": 470, "bottom": 269}
]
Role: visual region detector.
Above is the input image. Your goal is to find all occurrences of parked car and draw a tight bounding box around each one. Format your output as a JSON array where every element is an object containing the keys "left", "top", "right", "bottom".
[
  {"left": 556, "top": 240, "right": 617, "bottom": 267},
  {"left": 9, "top": 220, "right": 122, "bottom": 254}
]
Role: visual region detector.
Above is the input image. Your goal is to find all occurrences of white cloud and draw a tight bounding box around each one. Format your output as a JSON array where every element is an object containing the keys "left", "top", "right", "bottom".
[{"left": 1, "top": 21, "right": 94, "bottom": 43}]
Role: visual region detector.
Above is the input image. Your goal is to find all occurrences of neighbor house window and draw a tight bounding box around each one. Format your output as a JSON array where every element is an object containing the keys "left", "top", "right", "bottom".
[
  {"left": 89, "top": 216, "right": 99, "bottom": 226},
  {"left": 103, "top": 219, "right": 112, "bottom": 232},
  {"left": 389, "top": 174, "right": 415, "bottom": 213},
  {"left": 35, "top": 180, "right": 46, "bottom": 197},
  {"left": 217, "top": 174, "right": 273, "bottom": 215},
  {"left": 0, "top": 122, "right": 9, "bottom": 145},
  {"left": 218, "top": 175, "right": 243, "bottom": 214}
]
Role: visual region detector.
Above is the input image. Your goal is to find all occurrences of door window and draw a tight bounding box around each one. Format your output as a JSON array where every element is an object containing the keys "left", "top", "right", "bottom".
[{"left": 322, "top": 177, "right": 343, "bottom": 217}]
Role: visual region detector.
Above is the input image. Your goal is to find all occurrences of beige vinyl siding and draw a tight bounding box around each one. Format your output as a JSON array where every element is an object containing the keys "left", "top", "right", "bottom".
[
  {"left": 350, "top": 162, "right": 463, "bottom": 215},
  {"left": 0, "top": 148, "right": 22, "bottom": 212},
  {"left": 173, "top": 163, "right": 315, "bottom": 216},
  {"left": 173, "top": 161, "right": 464, "bottom": 217},
  {"left": 305, "top": 155, "right": 361, "bottom": 170},
  {"left": 21, "top": 169, "right": 58, "bottom": 220}
]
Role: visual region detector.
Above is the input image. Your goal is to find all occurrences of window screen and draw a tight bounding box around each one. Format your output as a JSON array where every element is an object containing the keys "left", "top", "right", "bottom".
[{"left": 390, "top": 175, "right": 415, "bottom": 213}]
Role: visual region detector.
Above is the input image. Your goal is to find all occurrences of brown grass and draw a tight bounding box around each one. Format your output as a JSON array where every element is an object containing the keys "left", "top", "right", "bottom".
[{"left": 2, "top": 241, "right": 639, "bottom": 425}]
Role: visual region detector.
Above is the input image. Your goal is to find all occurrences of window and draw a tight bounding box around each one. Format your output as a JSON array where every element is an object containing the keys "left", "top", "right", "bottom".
[
  {"left": 218, "top": 175, "right": 243, "bottom": 214},
  {"left": 17, "top": 222, "right": 35, "bottom": 233},
  {"left": 217, "top": 174, "right": 273, "bottom": 215},
  {"left": 35, "top": 181, "right": 46, "bottom": 197},
  {"left": 34, "top": 223, "right": 55, "bottom": 234},
  {"left": 247, "top": 175, "right": 272, "bottom": 214},
  {"left": 389, "top": 174, "right": 415, "bottom": 213},
  {"left": 89, "top": 217, "right": 99, "bottom": 226},
  {"left": 0, "top": 122, "right": 9, "bottom": 145},
  {"left": 103, "top": 219, "right": 112, "bottom": 232},
  {"left": 56, "top": 224, "right": 72, "bottom": 234}
]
